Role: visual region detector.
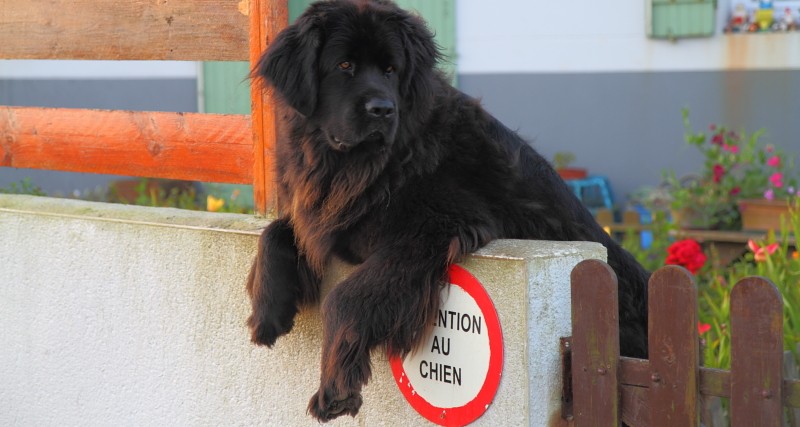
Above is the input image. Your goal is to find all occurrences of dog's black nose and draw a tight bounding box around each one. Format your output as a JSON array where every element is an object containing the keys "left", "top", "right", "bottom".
[{"left": 365, "top": 98, "right": 395, "bottom": 118}]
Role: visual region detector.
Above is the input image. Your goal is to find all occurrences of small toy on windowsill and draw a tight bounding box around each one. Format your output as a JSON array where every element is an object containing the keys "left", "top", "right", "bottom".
[
  {"left": 725, "top": 3, "right": 750, "bottom": 33},
  {"left": 775, "top": 7, "right": 797, "bottom": 31},
  {"left": 755, "top": 0, "right": 774, "bottom": 31}
]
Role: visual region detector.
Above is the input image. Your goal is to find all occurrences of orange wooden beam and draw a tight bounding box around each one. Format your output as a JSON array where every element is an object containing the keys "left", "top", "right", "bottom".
[
  {"left": 0, "top": 107, "right": 253, "bottom": 184},
  {"left": 250, "top": 0, "right": 287, "bottom": 217}
]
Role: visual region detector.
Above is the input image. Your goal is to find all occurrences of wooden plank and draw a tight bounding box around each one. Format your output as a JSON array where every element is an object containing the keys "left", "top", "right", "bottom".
[
  {"left": 648, "top": 266, "right": 700, "bottom": 426},
  {"left": 570, "top": 259, "right": 620, "bottom": 426},
  {"left": 700, "top": 367, "right": 732, "bottom": 398},
  {"left": 0, "top": 107, "right": 252, "bottom": 184},
  {"left": 618, "top": 358, "right": 800, "bottom": 409},
  {"left": 783, "top": 350, "right": 800, "bottom": 427},
  {"left": 620, "top": 356, "right": 651, "bottom": 387},
  {"left": 0, "top": 0, "right": 249, "bottom": 61},
  {"left": 621, "top": 384, "right": 651, "bottom": 426},
  {"left": 250, "top": 0, "right": 286, "bottom": 216},
  {"left": 731, "top": 277, "right": 784, "bottom": 426}
]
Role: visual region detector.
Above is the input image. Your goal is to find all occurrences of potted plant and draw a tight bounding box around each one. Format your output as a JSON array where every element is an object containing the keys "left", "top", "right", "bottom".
[
  {"left": 665, "top": 109, "right": 798, "bottom": 231},
  {"left": 553, "top": 151, "right": 588, "bottom": 180}
]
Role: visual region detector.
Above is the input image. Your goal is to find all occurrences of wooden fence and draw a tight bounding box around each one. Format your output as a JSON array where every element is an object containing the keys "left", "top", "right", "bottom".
[
  {"left": 566, "top": 259, "right": 800, "bottom": 426},
  {"left": 0, "top": 0, "right": 287, "bottom": 215}
]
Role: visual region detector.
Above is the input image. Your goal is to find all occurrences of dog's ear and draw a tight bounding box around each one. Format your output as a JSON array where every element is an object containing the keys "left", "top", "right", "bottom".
[
  {"left": 395, "top": 11, "right": 441, "bottom": 118},
  {"left": 252, "top": 10, "right": 324, "bottom": 117}
]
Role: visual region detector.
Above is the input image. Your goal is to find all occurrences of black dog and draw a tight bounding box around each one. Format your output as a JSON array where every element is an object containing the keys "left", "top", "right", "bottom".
[{"left": 246, "top": 0, "right": 649, "bottom": 421}]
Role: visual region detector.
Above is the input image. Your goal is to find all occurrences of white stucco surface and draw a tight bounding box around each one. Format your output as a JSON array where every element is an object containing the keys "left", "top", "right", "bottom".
[{"left": 0, "top": 194, "right": 606, "bottom": 426}]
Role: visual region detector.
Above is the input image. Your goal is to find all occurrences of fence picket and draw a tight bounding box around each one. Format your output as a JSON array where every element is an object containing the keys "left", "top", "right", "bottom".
[
  {"left": 648, "top": 266, "right": 699, "bottom": 426},
  {"left": 571, "top": 259, "right": 621, "bottom": 426},
  {"left": 731, "top": 277, "right": 784, "bottom": 426}
]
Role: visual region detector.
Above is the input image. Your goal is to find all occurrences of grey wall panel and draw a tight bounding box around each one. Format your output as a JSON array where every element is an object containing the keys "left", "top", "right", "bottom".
[
  {"left": 458, "top": 70, "right": 800, "bottom": 206},
  {"left": 0, "top": 79, "right": 197, "bottom": 111}
]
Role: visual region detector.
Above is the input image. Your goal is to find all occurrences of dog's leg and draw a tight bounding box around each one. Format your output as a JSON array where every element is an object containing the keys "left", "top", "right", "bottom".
[
  {"left": 306, "top": 243, "right": 451, "bottom": 422},
  {"left": 246, "top": 218, "right": 320, "bottom": 347}
]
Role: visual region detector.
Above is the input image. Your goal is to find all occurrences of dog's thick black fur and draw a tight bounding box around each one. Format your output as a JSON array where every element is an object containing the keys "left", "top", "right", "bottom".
[{"left": 246, "top": 0, "right": 649, "bottom": 421}]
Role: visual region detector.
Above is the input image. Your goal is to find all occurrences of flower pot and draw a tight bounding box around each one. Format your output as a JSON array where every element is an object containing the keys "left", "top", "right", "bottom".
[
  {"left": 671, "top": 208, "right": 716, "bottom": 230},
  {"left": 557, "top": 168, "right": 588, "bottom": 180},
  {"left": 738, "top": 199, "right": 792, "bottom": 231}
]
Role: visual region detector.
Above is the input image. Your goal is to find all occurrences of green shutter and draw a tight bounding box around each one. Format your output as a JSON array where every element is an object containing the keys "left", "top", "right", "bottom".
[
  {"left": 646, "top": 0, "right": 716, "bottom": 39},
  {"left": 398, "top": 0, "right": 456, "bottom": 82},
  {"left": 201, "top": 61, "right": 251, "bottom": 114},
  {"left": 289, "top": 0, "right": 316, "bottom": 21}
]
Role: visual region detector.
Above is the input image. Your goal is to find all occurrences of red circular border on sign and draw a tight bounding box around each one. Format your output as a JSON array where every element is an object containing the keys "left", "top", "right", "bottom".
[{"left": 390, "top": 265, "right": 504, "bottom": 427}]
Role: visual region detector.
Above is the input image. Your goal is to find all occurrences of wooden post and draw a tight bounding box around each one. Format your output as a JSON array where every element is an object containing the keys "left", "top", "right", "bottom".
[
  {"left": 571, "top": 259, "right": 621, "bottom": 426},
  {"left": 249, "top": 0, "right": 287, "bottom": 216},
  {"left": 731, "top": 277, "right": 784, "bottom": 425},
  {"left": 648, "top": 266, "right": 699, "bottom": 426}
]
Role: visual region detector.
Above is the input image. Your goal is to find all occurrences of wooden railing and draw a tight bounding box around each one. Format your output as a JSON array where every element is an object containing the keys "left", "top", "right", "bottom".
[
  {"left": 0, "top": 0, "right": 287, "bottom": 215},
  {"left": 567, "top": 259, "right": 800, "bottom": 426}
]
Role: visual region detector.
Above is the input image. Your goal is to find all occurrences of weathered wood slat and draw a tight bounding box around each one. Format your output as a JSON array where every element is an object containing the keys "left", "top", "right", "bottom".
[
  {"left": 571, "top": 259, "right": 620, "bottom": 425},
  {"left": 648, "top": 266, "right": 699, "bottom": 426},
  {"left": 249, "top": 0, "right": 286, "bottom": 215},
  {"left": 621, "top": 384, "right": 651, "bottom": 426},
  {"left": 0, "top": 107, "right": 252, "bottom": 184},
  {"left": 731, "top": 277, "right": 784, "bottom": 426},
  {"left": 0, "top": 0, "right": 249, "bottom": 60},
  {"left": 699, "top": 367, "right": 732, "bottom": 398}
]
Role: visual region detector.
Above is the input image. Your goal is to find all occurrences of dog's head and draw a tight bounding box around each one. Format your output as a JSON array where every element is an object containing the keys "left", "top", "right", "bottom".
[{"left": 253, "top": 0, "right": 440, "bottom": 152}]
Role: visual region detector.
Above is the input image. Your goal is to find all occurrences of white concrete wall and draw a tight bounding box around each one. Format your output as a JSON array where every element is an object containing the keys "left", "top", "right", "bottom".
[{"left": 0, "top": 195, "right": 606, "bottom": 426}]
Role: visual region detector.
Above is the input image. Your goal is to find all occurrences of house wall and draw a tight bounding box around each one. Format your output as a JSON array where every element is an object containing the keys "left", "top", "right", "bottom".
[{"left": 456, "top": 0, "right": 800, "bottom": 205}]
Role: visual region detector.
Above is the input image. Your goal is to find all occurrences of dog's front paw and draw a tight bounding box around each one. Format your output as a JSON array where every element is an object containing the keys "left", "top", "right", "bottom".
[
  {"left": 246, "top": 311, "right": 294, "bottom": 347},
  {"left": 307, "top": 389, "right": 363, "bottom": 422}
]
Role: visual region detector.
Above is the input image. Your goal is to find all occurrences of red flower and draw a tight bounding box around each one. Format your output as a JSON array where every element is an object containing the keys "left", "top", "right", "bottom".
[
  {"left": 748, "top": 240, "right": 779, "bottom": 262},
  {"left": 665, "top": 239, "right": 707, "bottom": 274},
  {"left": 711, "top": 132, "right": 724, "bottom": 145},
  {"left": 729, "top": 186, "right": 741, "bottom": 196},
  {"left": 698, "top": 322, "right": 711, "bottom": 335},
  {"left": 712, "top": 164, "right": 725, "bottom": 183}
]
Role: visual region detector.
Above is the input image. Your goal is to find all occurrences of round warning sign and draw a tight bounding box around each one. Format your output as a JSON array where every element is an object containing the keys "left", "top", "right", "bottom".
[{"left": 390, "top": 265, "right": 504, "bottom": 426}]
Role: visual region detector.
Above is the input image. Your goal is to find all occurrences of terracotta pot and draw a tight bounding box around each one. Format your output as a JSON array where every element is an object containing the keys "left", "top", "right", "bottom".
[
  {"left": 557, "top": 168, "right": 588, "bottom": 180},
  {"left": 738, "top": 199, "right": 792, "bottom": 231}
]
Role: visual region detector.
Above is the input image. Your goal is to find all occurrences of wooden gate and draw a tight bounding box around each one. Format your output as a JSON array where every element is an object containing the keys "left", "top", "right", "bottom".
[{"left": 567, "top": 259, "right": 800, "bottom": 426}]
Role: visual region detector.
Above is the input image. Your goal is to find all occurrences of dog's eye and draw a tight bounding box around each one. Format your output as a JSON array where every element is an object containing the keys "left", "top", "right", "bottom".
[
  {"left": 338, "top": 61, "right": 353, "bottom": 71},
  {"left": 385, "top": 65, "right": 395, "bottom": 75}
]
